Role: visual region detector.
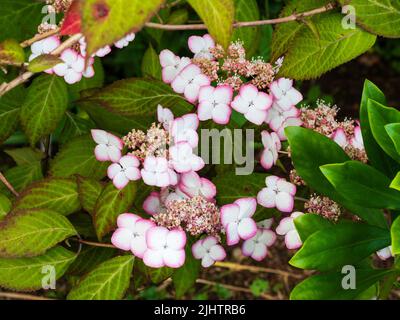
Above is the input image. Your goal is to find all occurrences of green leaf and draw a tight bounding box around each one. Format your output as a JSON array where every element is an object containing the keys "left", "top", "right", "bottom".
[
  {"left": 0, "top": 0, "right": 43, "bottom": 42},
  {"left": 76, "top": 176, "right": 104, "bottom": 215},
  {"left": 4, "top": 148, "right": 44, "bottom": 166},
  {"left": 321, "top": 161, "right": 400, "bottom": 210},
  {"left": 67, "top": 255, "right": 134, "bottom": 300},
  {"left": 0, "top": 39, "right": 24, "bottom": 65},
  {"left": 142, "top": 45, "right": 162, "bottom": 80},
  {"left": 13, "top": 178, "right": 81, "bottom": 216},
  {"left": 0, "top": 194, "right": 11, "bottom": 221},
  {"left": 359, "top": 80, "right": 398, "bottom": 177},
  {"left": 279, "top": 13, "right": 376, "bottom": 80},
  {"left": 20, "top": 75, "right": 69, "bottom": 146},
  {"left": 67, "top": 246, "right": 115, "bottom": 276},
  {"left": 285, "top": 126, "right": 387, "bottom": 228},
  {"left": 187, "top": 0, "right": 234, "bottom": 49},
  {"left": 0, "top": 83, "right": 26, "bottom": 144},
  {"left": 49, "top": 135, "right": 108, "bottom": 179},
  {"left": 385, "top": 123, "right": 400, "bottom": 156},
  {"left": 390, "top": 172, "right": 400, "bottom": 191},
  {"left": 27, "top": 54, "right": 62, "bottom": 73},
  {"left": 57, "top": 112, "right": 95, "bottom": 145},
  {"left": 339, "top": 0, "right": 400, "bottom": 38},
  {"left": 81, "top": 0, "right": 164, "bottom": 57},
  {"left": 270, "top": 0, "right": 332, "bottom": 62},
  {"left": 368, "top": 99, "right": 400, "bottom": 163},
  {"left": 290, "top": 222, "right": 391, "bottom": 271},
  {"left": 172, "top": 244, "right": 201, "bottom": 298},
  {"left": 0, "top": 208, "right": 77, "bottom": 258},
  {"left": 0, "top": 246, "right": 76, "bottom": 291},
  {"left": 391, "top": 216, "right": 400, "bottom": 255},
  {"left": 0, "top": 162, "right": 43, "bottom": 196},
  {"left": 294, "top": 213, "right": 333, "bottom": 242},
  {"left": 94, "top": 182, "right": 137, "bottom": 240},
  {"left": 135, "top": 259, "right": 173, "bottom": 284},
  {"left": 290, "top": 268, "right": 393, "bottom": 300},
  {"left": 232, "top": 0, "right": 260, "bottom": 56}
]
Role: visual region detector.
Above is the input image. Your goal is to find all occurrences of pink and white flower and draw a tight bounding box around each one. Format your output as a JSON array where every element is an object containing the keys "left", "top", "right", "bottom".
[
  {"left": 331, "top": 128, "right": 348, "bottom": 148},
  {"left": 257, "top": 176, "right": 296, "bottom": 213},
  {"left": 171, "top": 113, "right": 199, "bottom": 148},
  {"left": 198, "top": 85, "right": 233, "bottom": 125},
  {"left": 276, "top": 212, "right": 304, "bottom": 250},
  {"left": 143, "top": 191, "right": 161, "bottom": 215},
  {"left": 242, "top": 229, "right": 276, "bottom": 261},
  {"left": 29, "top": 36, "right": 60, "bottom": 73},
  {"left": 162, "top": 186, "right": 189, "bottom": 206},
  {"left": 79, "top": 37, "right": 111, "bottom": 58},
  {"left": 159, "top": 49, "right": 191, "bottom": 84},
  {"left": 157, "top": 105, "right": 174, "bottom": 131},
  {"left": 231, "top": 84, "right": 273, "bottom": 125},
  {"left": 141, "top": 156, "right": 178, "bottom": 187},
  {"left": 143, "top": 226, "right": 186, "bottom": 268},
  {"left": 188, "top": 34, "right": 215, "bottom": 60},
  {"left": 257, "top": 218, "right": 274, "bottom": 229},
  {"left": 111, "top": 213, "right": 155, "bottom": 258},
  {"left": 169, "top": 142, "right": 205, "bottom": 173},
  {"left": 91, "top": 129, "right": 123, "bottom": 163},
  {"left": 376, "top": 246, "right": 393, "bottom": 261},
  {"left": 260, "top": 131, "right": 281, "bottom": 170},
  {"left": 220, "top": 198, "right": 258, "bottom": 246},
  {"left": 266, "top": 103, "right": 301, "bottom": 132},
  {"left": 350, "top": 125, "right": 364, "bottom": 149},
  {"left": 171, "top": 64, "right": 210, "bottom": 103},
  {"left": 192, "top": 236, "right": 226, "bottom": 267},
  {"left": 53, "top": 49, "right": 85, "bottom": 84},
  {"left": 270, "top": 78, "right": 303, "bottom": 110},
  {"left": 114, "top": 33, "right": 136, "bottom": 49},
  {"left": 276, "top": 116, "right": 303, "bottom": 141},
  {"left": 107, "top": 155, "right": 141, "bottom": 189},
  {"left": 179, "top": 171, "right": 216, "bottom": 200}
]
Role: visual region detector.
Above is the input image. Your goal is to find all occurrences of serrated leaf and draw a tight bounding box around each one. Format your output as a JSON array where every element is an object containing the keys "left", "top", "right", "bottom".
[
  {"left": 68, "top": 212, "right": 97, "bottom": 238},
  {"left": 94, "top": 182, "right": 137, "bottom": 240},
  {"left": 0, "top": 39, "right": 24, "bottom": 65},
  {"left": 4, "top": 148, "right": 44, "bottom": 166},
  {"left": 290, "top": 222, "right": 390, "bottom": 271},
  {"left": 0, "top": 194, "right": 11, "bottom": 221},
  {"left": 339, "top": 0, "right": 400, "bottom": 38},
  {"left": 67, "top": 246, "right": 115, "bottom": 276},
  {"left": 81, "top": 0, "right": 164, "bottom": 57},
  {"left": 27, "top": 54, "right": 62, "bottom": 73},
  {"left": 0, "top": 208, "right": 77, "bottom": 258},
  {"left": 0, "top": 162, "right": 43, "bottom": 196},
  {"left": 76, "top": 176, "right": 104, "bottom": 214},
  {"left": 290, "top": 268, "right": 393, "bottom": 300},
  {"left": 232, "top": 0, "right": 260, "bottom": 56},
  {"left": 20, "top": 75, "right": 69, "bottom": 146},
  {"left": 135, "top": 259, "right": 173, "bottom": 284},
  {"left": 279, "top": 13, "right": 377, "bottom": 80},
  {"left": 49, "top": 135, "right": 108, "bottom": 179},
  {"left": 58, "top": 112, "right": 95, "bottom": 145},
  {"left": 0, "top": 246, "right": 76, "bottom": 291},
  {"left": 0, "top": 0, "right": 43, "bottom": 42},
  {"left": 67, "top": 255, "right": 134, "bottom": 300},
  {"left": 187, "top": 0, "right": 234, "bottom": 49},
  {"left": 13, "top": 178, "right": 81, "bottom": 216},
  {"left": 142, "top": 45, "right": 162, "bottom": 80}
]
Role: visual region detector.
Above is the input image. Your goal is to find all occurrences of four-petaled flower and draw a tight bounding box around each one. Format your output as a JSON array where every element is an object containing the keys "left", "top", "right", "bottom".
[
  {"left": 143, "top": 226, "right": 186, "bottom": 268},
  {"left": 260, "top": 131, "right": 281, "bottom": 170},
  {"left": 231, "top": 84, "right": 273, "bottom": 125},
  {"left": 179, "top": 171, "right": 216, "bottom": 200},
  {"left": 188, "top": 34, "right": 215, "bottom": 60},
  {"left": 192, "top": 236, "right": 226, "bottom": 267},
  {"left": 141, "top": 156, "right": 178, "bottom": 187},
  {"left": 257, "top": 176, "right": 296, "bottom": 213},
  {"left": 157, "top": 105, "right": 174, "bottom": 131},
  {"left": 198, "top": 85, "right": 233, "bottom": 125},
  {"left": 171, "top": 113, "right": 199, "bottom": 148},
  {"left": 171, "top": 64, "right": 210, "bottom": 103},
  {"left": 107, "top": 155, "right": 141, "bottom": 189},
  {"left": 242, "top": 229, "right": 276, "bottom": 261},
  {"left": 169, "top": 142, "right": 205, "bottom": 173},
  {"left": 111, "top": 213, "right": 155, "bottom": 258},
  {"left": 159, "top": 49, "right": 191, "bottom": 84},
  {"left": 220, "top": 198, "right": 258, "bottom": 246},
  {"left": 114, "top": 33, "right": 136, "bottom": 49},
  {"left": 53, "top": 49, "right": 85, "bottom": 84},
  {"left": 270, "top": 78, "right": 303, "bottom": 110},
  {"left": 276, "top": 212, "right": 304, "bottom": 250},
  {"left": 91, "top": 129, "right": 123, "bottom": 163},
  {"left": 29, "top": 36, "right": 60, "bottom": 73},
  {"left": 265, "top": 103, "right": 302, "bottom": 139}
]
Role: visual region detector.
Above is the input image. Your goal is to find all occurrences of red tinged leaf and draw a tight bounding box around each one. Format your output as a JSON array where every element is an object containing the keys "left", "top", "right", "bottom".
[{"left": 60, "top": 0, "right": 82, "bottom": 35}]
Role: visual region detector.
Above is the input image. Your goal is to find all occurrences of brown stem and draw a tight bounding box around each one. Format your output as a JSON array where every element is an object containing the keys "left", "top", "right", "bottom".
[
  {"left": 0, "top": 292, "right": 54, "bottom": 300},
  {"left": 0, "top": 172, "right": 19, "bottom": 197},
  {"left": 76, "top": 239, "right": 116, "bottom": 249},
  {"left": 20, "top": 28, "right": 60, "bottom": 48}
]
